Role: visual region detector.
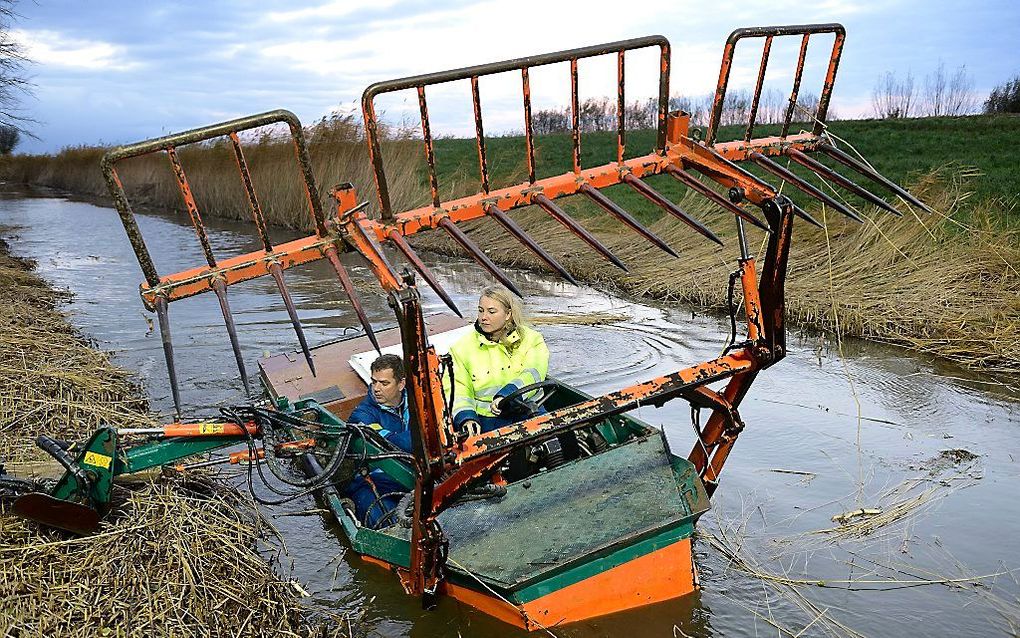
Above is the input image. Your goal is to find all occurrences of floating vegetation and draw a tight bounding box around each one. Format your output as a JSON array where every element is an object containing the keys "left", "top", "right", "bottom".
[
  {"left": 0, "top": 233, "right": 347, "bottom": 637},
  {"left": 530, "top": 311, "right": 629, "bottom": 326}
]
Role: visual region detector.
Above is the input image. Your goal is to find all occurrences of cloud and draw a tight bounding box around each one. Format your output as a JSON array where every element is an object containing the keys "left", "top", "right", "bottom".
[
  {"left": 12, "top": 29, "right": 138, "bottom": 71},
  {"left": 265, "top": 0, "right": 400, "bottom": 23}
]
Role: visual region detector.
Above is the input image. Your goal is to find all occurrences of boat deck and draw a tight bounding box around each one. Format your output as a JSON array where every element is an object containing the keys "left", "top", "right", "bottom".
[{"left": 386, "top": 432, "right": 706, "bottom": 590}]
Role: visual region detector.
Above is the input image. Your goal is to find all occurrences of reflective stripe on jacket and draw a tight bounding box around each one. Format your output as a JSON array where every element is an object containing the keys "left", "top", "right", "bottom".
[{"left": 448, "top": 323, "right": 549, "bottom": 428}]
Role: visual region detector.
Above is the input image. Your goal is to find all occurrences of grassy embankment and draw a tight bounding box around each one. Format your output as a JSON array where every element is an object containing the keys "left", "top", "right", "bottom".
[
  {"left": 0, "top": 236, "right": 347, "bottom": 636},
  {"left": 1, "top": 114, "right": 1017, "bottom": 373}
]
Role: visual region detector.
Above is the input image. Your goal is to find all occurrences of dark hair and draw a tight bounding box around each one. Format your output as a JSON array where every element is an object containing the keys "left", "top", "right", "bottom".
[{"left": 370, "top": 354, "right": 404, "bottom": 382}]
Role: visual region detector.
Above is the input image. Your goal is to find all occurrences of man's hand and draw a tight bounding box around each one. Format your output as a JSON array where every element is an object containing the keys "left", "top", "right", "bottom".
[{"left": 489, "top": 397, "right": 503, "bottom": 416}]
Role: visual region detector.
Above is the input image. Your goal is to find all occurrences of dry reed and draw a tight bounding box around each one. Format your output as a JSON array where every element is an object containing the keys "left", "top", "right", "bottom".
[
  {"left": 3, "top": 121, "right": 1017, "bottom": 374},
  {"left": 0, "top": 233, "right": 345, "bottom": 637},
  {"left": 411, "top": 166, "right": 1020, "bottom": 374},
  {"left": 0, "top": 113, "right": 426, "bottom": 230}
]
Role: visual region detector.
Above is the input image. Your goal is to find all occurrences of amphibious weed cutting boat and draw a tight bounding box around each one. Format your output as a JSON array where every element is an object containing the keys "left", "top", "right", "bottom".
[{"left": 4, "top": 24, "right": 936, "bottom": 630}]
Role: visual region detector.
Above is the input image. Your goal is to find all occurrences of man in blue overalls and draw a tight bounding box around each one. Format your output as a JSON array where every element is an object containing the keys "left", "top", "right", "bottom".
[{"left": 345, "top": 354, "right": 411, "bottom": 527}]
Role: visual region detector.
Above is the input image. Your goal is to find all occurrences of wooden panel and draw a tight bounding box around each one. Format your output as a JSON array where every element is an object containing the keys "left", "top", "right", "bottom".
[{"left": 257, "top": 313, "right": 468, "bottom": 419}]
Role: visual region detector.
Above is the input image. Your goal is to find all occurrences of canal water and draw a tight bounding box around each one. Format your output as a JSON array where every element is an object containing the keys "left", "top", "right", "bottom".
[{"left": 1, "top": 188, "right": 1017, "bottom": 637}]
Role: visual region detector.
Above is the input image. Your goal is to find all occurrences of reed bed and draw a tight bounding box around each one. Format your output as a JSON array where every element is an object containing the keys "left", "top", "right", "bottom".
[
  {"left": 0, "top": 234, "right": 342, "bottom": 637},
  {"left": 411, "top": 166, "right": 1020, "bottom": 374},
  {"left": 0, "top": 113, "right": 426, "bottom": 230},
  {"left": 3, "top": 118, "right": 1017, "bottom": 373}
]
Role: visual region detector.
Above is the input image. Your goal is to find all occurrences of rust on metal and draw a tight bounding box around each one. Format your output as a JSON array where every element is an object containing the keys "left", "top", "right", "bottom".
[
  {"left": 749, "top": 151, "right": 863, "bottom": 222},
  {"left": 706, "top": 24, "right": 845, "bottom": 146},
  {"left": 521, "top": 67, "right": 536, "bottom": 184},
  {"left": 531, "top": 193, "right": 628, "bottom": 271},
  {"left": 578, "top": 184, "right": 677, "bottom": 257},
  {"left": 622, "top": 174, "right": 723, "bottom": 246},
  {"left": 166, "top": 146, "right": 217, "bottom": 268},
  {"left": 323, "top": 245, "right": 381, "bottom": 353},
  {"left": 418, "top": 85, "right": 441, "bottom": 209},
  {"left": 617, "top": 50, "right": 625, "bottom": 164},
  {"left": 386, "top": 230, "right": 463, "bottom": 317},
  {"left": 744, "top": 35, "right": 773, "bottom": 143},
  {"left": 230, "top": 131, "right": 316, "bottom": 375},
  {"left": 437, "top": 217, "right": 523, "bottom": 298},
  {"left": 571, "top": 58, "right": 581, "bottom": 174},
  {"left": 485, "top": 204, "right": 578, "bottom": 284},
  {"left": 786, "top": 148, "right": 901, "bottom": 215},
  {"left": 665, "top": 165, "right": 770, "bottom": 232},
  {"left": 781, "top": 34, "right": 811, "bottom": 139},
  {"left": 470, "top": 76, "right": 490, "bottom": 194}
]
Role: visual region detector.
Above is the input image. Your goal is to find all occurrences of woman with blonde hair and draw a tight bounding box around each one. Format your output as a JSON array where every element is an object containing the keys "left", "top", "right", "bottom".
[{"left": 449, "top": 285, "right": 549, "bottom": 435}]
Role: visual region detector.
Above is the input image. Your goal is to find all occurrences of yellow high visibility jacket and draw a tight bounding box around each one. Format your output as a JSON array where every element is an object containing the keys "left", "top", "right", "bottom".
[{"left": 449, "top": 324, "right": 549, "bottom": 428}]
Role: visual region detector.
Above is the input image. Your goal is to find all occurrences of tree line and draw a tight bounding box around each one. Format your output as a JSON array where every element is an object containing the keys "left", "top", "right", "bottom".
[
  {"left": 531, "top": 89, "right": 827, "bottom": 135},
  {"left": 873, "top": 61, "right": 1020, "bottom": 118}
]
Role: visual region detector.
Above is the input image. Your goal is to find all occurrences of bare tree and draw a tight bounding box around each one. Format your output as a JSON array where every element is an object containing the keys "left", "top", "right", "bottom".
[
  {"left": 921, "top": 61, "right": 977, "bottom": 116},
  {"left": 872, "top": 70, "right": 916, "bottom": 118},
  {"left": 0, "top": 1, "right": 32, "bottom": 132}
]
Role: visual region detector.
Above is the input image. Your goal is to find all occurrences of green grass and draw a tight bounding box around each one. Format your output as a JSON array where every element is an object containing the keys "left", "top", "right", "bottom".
[{"left": 425, "top": 115, "right": 1020, "bottom": 225}]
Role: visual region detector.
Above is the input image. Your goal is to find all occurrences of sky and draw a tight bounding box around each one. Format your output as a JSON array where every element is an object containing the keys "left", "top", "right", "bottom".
[{"left": 7, "top": 0, "right": 1019, "bottom": 154}]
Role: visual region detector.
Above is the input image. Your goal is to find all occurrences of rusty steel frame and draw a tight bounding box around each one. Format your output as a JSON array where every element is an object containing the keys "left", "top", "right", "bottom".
[
  {"left": 100, "top": 24, "right": 937, "bottom": 605},
  {"left": 361, "top": 35, "right": 671, "bottom": 222},
  {"left": 705, "top": 23, "right": 846, "bottom": 146}
]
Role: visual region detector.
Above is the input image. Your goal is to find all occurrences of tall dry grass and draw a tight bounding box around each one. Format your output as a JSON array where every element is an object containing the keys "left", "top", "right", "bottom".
[
  {"left": 3, "top": 114, "right": 1017, "bottom": 373},
  {"left": 410, "top": 166, "right": 1020, "bottom": 374},
  {"left": 0, "top": 113, "right": 426, "bottom": 230},
  {"left": 0, "top": 234, "right": 345, "bottom": 637}
]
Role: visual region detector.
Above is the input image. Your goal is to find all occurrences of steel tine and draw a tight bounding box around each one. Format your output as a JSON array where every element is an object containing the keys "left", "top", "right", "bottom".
[
  {"left": 532, "top": 193, "right": 629, "bottom": 272},
  {"left": 578, "top": 184, "right": 677, "bottom": 257},
  {"left": 621, "top": 175, "right": 724, "bottom": 246},
  {"left": 792, "top": 204, "right": 824, "bottom": 229},
  {"left": 437, "top": 218, "right": 524, "bottom": 298},
  {"left": 750, "top": 152, "right": 863, "bottom": 222},
  {"left": 324, "top": 246, "right": 381, "bottom": 353},
  {"left": 210, "top": 278, "right": 251, "bottom": 397},
  {"left": 230, "top": 133, "right": 316, "bottom": 375},
  {"left": 818, "top": 142, "right": 935, "bottom": 214},
  {"left": 664, "top": 166, "right": 771, "bottom": 232},
  {"left": 484, "top": 204, "right": 579, "bottom": 285},
  {"left": 786, "top": 148, "right": 902, "bottom": 216},
  {"left": 268, "top": 263, "right": 316, "bottom": 376},
  {"left": 386, "top": 230, "right": 463, "bottom": 317},
  {"left": 153, "top": 296, "right": 182, "bottom": 419}
]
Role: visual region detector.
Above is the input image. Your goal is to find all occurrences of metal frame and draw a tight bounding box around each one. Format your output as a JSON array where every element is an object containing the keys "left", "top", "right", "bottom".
[{"left": 100, "top": 23, "right": 936, "bottom": 605}]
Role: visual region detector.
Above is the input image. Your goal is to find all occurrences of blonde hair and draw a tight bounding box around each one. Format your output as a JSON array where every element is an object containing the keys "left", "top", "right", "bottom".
[{"left": 479, "top": 285, "right": 527, "bottom": 334}]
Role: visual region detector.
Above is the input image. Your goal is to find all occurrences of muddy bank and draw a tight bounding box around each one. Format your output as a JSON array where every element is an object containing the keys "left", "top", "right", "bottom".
[{"left": 0, "top": 230, "right": 342, "bottom": 637}]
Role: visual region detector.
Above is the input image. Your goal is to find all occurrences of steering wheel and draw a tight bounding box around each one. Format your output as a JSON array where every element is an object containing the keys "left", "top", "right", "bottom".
[{"left": 496, "top": 380, "right": 560, "bottom": 417}]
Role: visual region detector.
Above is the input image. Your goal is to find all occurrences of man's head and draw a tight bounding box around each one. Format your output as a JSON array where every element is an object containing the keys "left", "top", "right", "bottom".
[{"left": 370, "top": 354, "right": 405, "bottom": 407}]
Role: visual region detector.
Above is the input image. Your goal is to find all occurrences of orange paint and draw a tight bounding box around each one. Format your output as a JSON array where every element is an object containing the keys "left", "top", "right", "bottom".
[{"left": 446, "top": 537, "right": 697, "bottom": 630}]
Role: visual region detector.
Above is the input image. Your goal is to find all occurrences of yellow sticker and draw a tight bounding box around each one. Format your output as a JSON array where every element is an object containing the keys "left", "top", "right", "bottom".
[
  {"left": 199, "top": 423, "right": 225, "bottom": 435},
  {"left": 83, "top": 451, "right": 112, "bottom": 470}
]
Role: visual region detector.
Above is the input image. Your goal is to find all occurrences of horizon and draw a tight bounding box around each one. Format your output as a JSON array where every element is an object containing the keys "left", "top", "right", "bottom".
[{"left": 7, "top": 0, "right": 1019, "bottom": 154}]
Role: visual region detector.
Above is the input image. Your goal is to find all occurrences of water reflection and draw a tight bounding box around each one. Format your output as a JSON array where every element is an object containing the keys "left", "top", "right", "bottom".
[{"left": 1, "top": 188, "right": 1018, "bottom": 637}]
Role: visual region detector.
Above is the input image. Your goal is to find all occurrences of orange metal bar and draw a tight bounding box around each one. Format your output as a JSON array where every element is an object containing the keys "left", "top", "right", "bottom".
[
  {"left": 161, "top": 421, "right": 259, "bottom": 437},
  {"left": 138, "top": 233, "right": 336, "bottom": 308},
  {"left": 139, "top": 126, "right": 818, "bottom": 310},
  {"left": 453, "top": 350, "right": 756, "bottom": 464}
]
